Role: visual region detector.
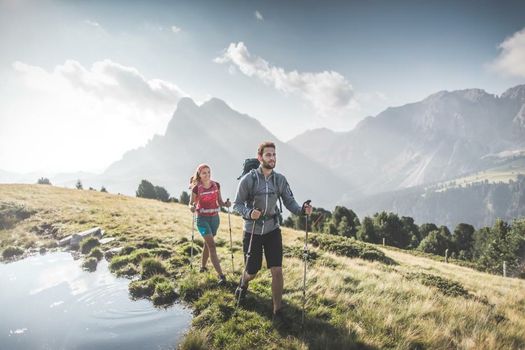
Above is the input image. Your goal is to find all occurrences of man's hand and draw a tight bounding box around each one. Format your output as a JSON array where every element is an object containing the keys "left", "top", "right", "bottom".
[
  {"left": 250, "top": 209, "right": 262, "bottom": 220},
  {"left": 303, "top": 200, "right": 313, "bottom": 216}
]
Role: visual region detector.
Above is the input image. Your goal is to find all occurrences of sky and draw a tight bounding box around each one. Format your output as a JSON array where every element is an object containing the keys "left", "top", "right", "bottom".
[{"left": 1, "top": 0, "right": 524, "bottom": 174}]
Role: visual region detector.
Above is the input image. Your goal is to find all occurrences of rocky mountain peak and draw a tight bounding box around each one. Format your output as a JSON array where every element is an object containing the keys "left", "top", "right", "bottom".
[
  {"left": 501, "top": 84, "right": 525, "bottom": 102},
  {"left": 201, "top": 97, "right": 231, "bottom": 111},
  {"left": 175, "top": 97, "right": 198, "bottom": 112}
]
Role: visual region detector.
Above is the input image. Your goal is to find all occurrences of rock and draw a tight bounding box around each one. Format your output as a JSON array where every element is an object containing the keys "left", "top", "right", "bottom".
[
  {"left": 99, "top": 237, "right": 116, "bottom": 245},
  {"left": 69, "top": 227, "right": 103, "bottom": 248},
  {"left": 58, "top": 235, "right": 72, "bottom": 246},
  {"left": 104, "top": 247, "right": 123, "bottom": 260}
]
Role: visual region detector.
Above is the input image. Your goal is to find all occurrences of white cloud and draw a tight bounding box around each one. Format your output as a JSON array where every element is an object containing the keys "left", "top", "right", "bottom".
[
  {"left": 490, "top": 27, "right": 525, "bottom": 78},
  {"left": 13, "top": 59, "right": 186, "bottom": 112},
  {"left": 84, "top": 20, "right": 101, "bottom": 28},
  {"left": 4, "top": 60, "right": 187, "bottom": 173},
  {"left": 171, "top": 25, "right": 181, "bottom": 33},
  {"left": 214, "top": 42, "right": 355, "bottom": 117},
  {"left": 255, "top": 11, "right": 264, "bottom": 21}
]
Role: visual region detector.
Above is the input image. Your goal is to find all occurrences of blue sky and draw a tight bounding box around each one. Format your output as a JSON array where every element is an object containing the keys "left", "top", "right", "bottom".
[{"left": 1, "top": 0, "right": 524, "bottom": 173}]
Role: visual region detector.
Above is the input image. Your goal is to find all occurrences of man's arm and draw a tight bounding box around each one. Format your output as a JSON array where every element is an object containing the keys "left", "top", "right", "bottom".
[
  {"left": 279, "top": 175, "right": 303, "bottom": 215},
  {"left": 233, "top": 176, "right": 253, "bottom": 219}
]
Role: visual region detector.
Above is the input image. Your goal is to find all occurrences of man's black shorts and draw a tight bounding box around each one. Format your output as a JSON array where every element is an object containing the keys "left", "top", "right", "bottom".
[{"left": 243, "top": 227, "right": 282, "bottom": 275}]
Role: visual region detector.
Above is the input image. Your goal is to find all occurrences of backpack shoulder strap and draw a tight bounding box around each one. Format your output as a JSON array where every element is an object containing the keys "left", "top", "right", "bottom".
[
  {"left": 247, "top": 169, "right": 259, "bottom": 204},
  {"left": 272, "top": 172, "right": 283, "bottom": 213}
]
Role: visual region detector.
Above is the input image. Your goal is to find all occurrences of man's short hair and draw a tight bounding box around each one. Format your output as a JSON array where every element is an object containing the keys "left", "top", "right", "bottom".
[{"left": 257, "top": 141, "right": 276, "bottom": 156}]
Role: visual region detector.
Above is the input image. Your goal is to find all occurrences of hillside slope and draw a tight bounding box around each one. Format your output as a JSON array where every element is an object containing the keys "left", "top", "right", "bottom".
[{"left": 1, "top": 184, "right": 524, "bottom": 349}]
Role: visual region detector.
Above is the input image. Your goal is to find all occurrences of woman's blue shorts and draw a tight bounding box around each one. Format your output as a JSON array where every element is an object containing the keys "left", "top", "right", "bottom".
[{"left": 196, "top": 215, "right": 220, "bottom": 237}]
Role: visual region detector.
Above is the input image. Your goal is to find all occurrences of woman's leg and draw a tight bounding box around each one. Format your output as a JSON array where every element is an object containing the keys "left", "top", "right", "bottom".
[
  {"left": 201, "top": 243, "right": 209, "bottom": 270},
  {"left": 203, "top": 233, "right": 223, "bottom": 277},
  {"left": 197, "top": 216, "right": 211, "bottom": 270}
]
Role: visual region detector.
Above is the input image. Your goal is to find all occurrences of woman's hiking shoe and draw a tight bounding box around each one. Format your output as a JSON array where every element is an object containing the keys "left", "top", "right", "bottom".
[
  {"left": 218, "top": 274, "right": 227, "bottom": 286},
  {"left": 199, "top": 266, "right": 208, "bottom": 273}
]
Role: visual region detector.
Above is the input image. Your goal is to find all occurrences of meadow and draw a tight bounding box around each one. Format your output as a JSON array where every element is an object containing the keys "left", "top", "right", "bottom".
[{"left": 1, "top": 184, "right": 524, "bottom": 349}]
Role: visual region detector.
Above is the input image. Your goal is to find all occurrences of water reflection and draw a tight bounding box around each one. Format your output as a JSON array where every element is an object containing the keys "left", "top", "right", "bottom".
[{"left": 0, "top": 252, "right": 192, "bottom": 350}]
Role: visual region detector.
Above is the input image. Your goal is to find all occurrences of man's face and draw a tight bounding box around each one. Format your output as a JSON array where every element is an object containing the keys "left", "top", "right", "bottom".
[{"left": 258, "top": 147, "right": 276, "bottom": 169}]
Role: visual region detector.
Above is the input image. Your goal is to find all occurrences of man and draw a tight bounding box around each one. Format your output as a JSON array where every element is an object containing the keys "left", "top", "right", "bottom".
[{"left": 233, "top": 141, "right": 313, "bottom": 325}]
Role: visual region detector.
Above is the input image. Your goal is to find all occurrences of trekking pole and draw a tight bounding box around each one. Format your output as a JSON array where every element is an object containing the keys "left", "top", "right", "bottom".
[
  {"left": 237, "top": 212, "right": 258, "bottom": 308},
  {"left": 301, "top": 200, "right": 312, "bottom": 328},
  {"left": 227, "top": 198, "right": 235, "bottom": 274},
  {"left": 190, "top": 210, "right": 196, "bottom": 271}
]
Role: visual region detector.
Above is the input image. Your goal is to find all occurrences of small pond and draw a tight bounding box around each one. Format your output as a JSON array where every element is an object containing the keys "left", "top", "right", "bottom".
[{"left": 0, "top": 252, "right": 192, "bottom": 350}]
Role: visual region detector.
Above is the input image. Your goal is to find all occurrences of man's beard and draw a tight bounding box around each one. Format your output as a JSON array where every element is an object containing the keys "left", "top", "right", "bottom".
[{"left": 261, "top": 160, "right": 275, "bottom": 169}]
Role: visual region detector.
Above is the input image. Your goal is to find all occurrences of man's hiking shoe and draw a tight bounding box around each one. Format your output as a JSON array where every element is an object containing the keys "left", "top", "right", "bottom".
[
  {"left": 234, "top": 285, "right": 247, "bottom": 301},
  {"left": 272, "top": 308, "right": 290, "bottom": 329},
  {"left": 199, "top": 266, "right": 208, "bottom": 273},
  {"left": 218, "top": 274, "right": 227, "bottom": 286}
]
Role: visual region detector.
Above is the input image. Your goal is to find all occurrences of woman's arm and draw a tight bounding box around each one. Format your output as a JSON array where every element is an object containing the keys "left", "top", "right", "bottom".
[
  {"left": 189, "top": 191, "right": 197, "bottom": 212},
  {"left": 217, "top": 188, "right": 231, "bottom": 207}
]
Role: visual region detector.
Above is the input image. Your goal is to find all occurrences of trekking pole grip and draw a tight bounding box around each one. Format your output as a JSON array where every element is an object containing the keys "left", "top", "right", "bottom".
[{"left": 302, "top": 200, "right": 312, "bottom": 216}]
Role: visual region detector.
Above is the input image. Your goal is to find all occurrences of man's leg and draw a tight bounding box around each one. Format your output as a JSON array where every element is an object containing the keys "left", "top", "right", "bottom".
[
  {"left": 236, "top": 231, "right": 262, "bottom": 299},
  {"left": 270, "top": 266, "right": 283, "bottom": 313},
  {"left": 263, "top": 228, "right": 283, "bottom": 314},
  {"left": 241, "top": 271, "right": 256, "bottom": 287}
]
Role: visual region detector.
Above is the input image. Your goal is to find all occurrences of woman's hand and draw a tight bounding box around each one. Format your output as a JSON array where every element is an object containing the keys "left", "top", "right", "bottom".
[
  {"left": 189, "top": 204, "right": 196, "bottom": 213},
  {"left": 223, "top": 199, "right": 231, "bottom": 208}
]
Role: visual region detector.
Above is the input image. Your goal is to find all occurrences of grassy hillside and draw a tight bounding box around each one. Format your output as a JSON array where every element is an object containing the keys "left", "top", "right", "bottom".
[
  {"left": 1, "top": 184, "right": 524, "bottom": 349},
  {"left": 429, "top": 157, "right": 525, "bottom": 192}
]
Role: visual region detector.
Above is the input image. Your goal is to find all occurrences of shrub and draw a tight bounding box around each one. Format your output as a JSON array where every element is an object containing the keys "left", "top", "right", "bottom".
[
  {"left": 407, "top": 272, "right": 470, "bottom": 298},
  {"left": 88, "top": 247, "right": 104, "bottom": 261},
  {"left": 151, "top": 248, "right": 172, "bottom": 259},
  {"left": 119, "top": 245, "right": 136, "bottom": 255},
  {"left": 283, "top": 245, "right": 319, "bottom": 262},
  {"left": 141, "top": 257, "right": 167, "bottom": 278},
  {"left": 127, "top": 249, "right": 153, "bottom": 264},
  {"left": 116, "top": 264, "right": 139, "bottom": 277},
  {"left": 152, "top": 280, "right": 178, "bottom": 306},
  {"left": 80, "top": 237, "right": 100, "bottom": 254},
  {"left": 179, "top": 330, "right": 209, "bottom": 350},
  {"left": 137, "top": 238, "right": 160, "bottom": 249},
  {"left": 109, "top": 255, "right": 131, "bottom": 271},
  {"left": 129, "top": 275, "right": 168, "bottom": 299},
  {"left": 1, "top": 246, "right": 24, "bottom": 259},
  {"left": 177, "top": 242, "right": 203, "bottom": 257},
  {"left": 82, "top": 257, "right": 98, "bottom": 272},
  {"left": 0, "top": 203, "right": 34, "bottom": 230},
  {"left": 309, "top": 234, "right": 396, "bottom": 265},
  {"left": 37, "top": 177, "right": 51, "bottom": 185}
]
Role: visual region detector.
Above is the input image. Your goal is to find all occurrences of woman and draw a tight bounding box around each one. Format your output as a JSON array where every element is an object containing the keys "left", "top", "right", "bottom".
[{"left": 189, "top": 163, "right": 230, "bottom": 284}]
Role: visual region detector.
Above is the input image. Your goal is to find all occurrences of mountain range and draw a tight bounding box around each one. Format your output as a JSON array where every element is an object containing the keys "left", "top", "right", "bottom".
[{"left": 289, "top": 85, "right": 525, "bottom": 195}]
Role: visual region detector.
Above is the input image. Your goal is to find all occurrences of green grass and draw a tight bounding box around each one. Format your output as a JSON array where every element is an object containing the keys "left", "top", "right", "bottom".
[
  {"left": 82, "top": 257, "right": 98, "bottom": 272},
  {"left": 429, "top": 157, "right": 525, "bottom": 191},
  {"left": 79, "top": 236, "right": 100, "bottom": 254},
  {"left": 141, "top": 257, "right": 167, "bottom": 278},
  {"left": 1, "top": 184, "right": 524, "bottom": 349},
  {"left": 88, "top": 247, "right": 104, "bottom": 261},
  {"left": 1, "top": 245, "right": 24, "bottom": 259}
]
